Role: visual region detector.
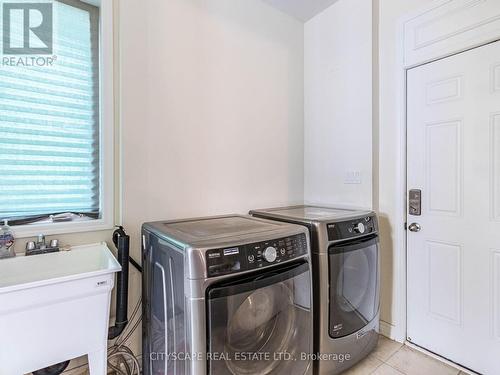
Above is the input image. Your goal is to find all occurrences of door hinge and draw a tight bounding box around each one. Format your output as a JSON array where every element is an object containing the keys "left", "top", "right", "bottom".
[{"left": 404, "top": 222, "right": 407, "bottom": 230}]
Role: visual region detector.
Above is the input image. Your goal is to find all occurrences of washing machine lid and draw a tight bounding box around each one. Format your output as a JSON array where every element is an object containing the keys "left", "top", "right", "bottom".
[
  {"left": 143, "top": 215, "right": 303, "bottom": 249},
  {"left": 250, "top": 205, "right": 374, "bottom": 225}
]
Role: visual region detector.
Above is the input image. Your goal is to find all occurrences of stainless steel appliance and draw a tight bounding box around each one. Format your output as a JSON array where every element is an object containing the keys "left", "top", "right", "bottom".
[
  {"left": 250, "top": 206, "right": 380, "bottom": 375},
  {"left": 142, "top": 215, "right": 314, "bottom": 375}
]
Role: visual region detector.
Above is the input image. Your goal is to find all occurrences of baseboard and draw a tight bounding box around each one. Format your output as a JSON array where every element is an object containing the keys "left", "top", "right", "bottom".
[
  {"left": 379, "top": 320, "right": 395, "bottom": 339},
  {"left": 380, "top": 320, "right": 406, "bottom": 344}
]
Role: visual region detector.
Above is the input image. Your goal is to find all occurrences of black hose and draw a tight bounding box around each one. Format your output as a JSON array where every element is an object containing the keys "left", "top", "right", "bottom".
[
  {"left": 32, "top": 361, "right": 70, "bottom": 375},
  {"left": 108, "top": 227, "right": 130, "bottom": 340},
  {"left": 129, "top": 255, "right": 142, "bottom": 273}
]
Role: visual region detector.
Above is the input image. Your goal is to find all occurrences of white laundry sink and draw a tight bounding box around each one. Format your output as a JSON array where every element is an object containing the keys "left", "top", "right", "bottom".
[{"left": 0, "top": 242, "right": 121, "bottom": 375}]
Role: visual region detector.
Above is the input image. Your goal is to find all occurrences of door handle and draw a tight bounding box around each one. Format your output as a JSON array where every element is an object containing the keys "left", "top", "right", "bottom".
[{"left": 408, "top": 223, "right": 421, "bottom": 232}]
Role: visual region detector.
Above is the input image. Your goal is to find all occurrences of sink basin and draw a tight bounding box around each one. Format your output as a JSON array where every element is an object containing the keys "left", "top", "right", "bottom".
[{"left": 0, "top": 242, "right": 121, "bottom": 374}]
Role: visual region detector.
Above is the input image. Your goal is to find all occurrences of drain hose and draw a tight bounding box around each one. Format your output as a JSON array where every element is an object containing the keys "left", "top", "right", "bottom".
[{"left": 108, "top": 227, "right": 130, "bottom": 339}]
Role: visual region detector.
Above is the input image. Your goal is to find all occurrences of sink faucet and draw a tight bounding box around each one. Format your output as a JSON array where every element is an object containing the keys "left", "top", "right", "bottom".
[
  {"left": 37, "top": 234, "right": 45, "bottom": 248},
  {"left": 26, "top": 234, "right": 59, "bottom": 256}
]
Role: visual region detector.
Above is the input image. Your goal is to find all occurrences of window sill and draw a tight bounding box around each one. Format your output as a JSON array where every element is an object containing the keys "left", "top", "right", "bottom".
[{"left": 11, "top": 218, "right": 114, "bottom": 239}]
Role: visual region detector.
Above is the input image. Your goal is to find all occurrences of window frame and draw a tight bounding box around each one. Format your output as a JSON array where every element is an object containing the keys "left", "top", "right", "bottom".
[{"left": 11, "top": 0, "right": 115, "bottom": 238}]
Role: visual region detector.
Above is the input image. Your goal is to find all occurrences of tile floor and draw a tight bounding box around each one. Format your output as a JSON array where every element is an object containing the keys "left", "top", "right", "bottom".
[
  {"left": 46, "top": 335, "right": 472, "bottom": 375},
  {"left": 345, "top": 335, "right": 469, "bottom": 375}
]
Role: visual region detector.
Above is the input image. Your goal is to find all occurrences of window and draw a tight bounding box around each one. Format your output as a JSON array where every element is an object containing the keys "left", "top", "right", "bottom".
[{"left": 0, "top": 0, "right": 113, "bottom": 235}]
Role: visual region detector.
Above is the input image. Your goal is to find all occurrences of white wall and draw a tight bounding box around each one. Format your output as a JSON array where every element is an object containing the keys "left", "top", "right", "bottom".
[
  {"left": 303, "top": 0, "right": 438, "bottom": 342},
  {"left": 121, "top": 0, "right": 304, "bottom": 248},
  {"left": 119, "top": 0, "right": 304, "bottom": 355},
  {"left": 377, "top": 0, "right": 436, "bottom": 340},
  {"left": 304, "top": 0, "right": 373, "bottom": 209}
]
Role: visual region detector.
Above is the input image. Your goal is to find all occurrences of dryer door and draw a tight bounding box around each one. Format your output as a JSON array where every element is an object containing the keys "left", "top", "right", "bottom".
[
  {"left": 206, "top": 261, "right": 312, "bottom": 375},
  {"left": 328, "top": 235, "right": 380, "bottom": 339}
]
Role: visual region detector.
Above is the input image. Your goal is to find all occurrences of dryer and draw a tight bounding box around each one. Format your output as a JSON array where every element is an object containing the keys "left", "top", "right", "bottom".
[
  {"left": 250, "top": 206, "right": 380, "bottom": 375},
  {"left": 142, "top": 215, "right": 314, "bottom": 375}
]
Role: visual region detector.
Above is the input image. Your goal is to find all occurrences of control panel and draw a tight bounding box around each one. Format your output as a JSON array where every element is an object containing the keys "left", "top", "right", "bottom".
[
  {"left": 327, "top": 216, "right": 378, "bottom": 241},
  {"left": 206, "top": 233, "right": 308, "bottom": 277}
]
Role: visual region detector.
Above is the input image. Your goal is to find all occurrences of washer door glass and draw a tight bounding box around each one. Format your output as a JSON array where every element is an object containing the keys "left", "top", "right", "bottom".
[
  {"left": 328, "top": 236, "right": 379, "bottom": 339},
  {"left": 206, "top": 261, "right": 312, "bottom": 375}
]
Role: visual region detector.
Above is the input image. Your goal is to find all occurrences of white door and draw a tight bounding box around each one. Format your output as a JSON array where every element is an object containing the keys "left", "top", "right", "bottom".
[{"left": 407, "top": 40, "right": 500, "bottom": 375}]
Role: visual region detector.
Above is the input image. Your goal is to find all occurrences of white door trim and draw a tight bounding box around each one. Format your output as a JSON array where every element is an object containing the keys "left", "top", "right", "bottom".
[{"left": 391, "top": 0, "right": 500, "bottom": 343}]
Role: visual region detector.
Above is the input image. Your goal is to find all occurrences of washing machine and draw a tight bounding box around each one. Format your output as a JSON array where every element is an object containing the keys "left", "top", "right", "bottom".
[
  {"left": 250, "top": 206, "right": 380, "bottom": 375},
  {"left": 142, "top": 214, "right": 314, "bottom": 375}
]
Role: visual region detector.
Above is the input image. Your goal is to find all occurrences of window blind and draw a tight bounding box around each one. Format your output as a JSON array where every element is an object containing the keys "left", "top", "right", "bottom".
[{"left": 0, "top": 0, "right": 100, "bottom": 221}]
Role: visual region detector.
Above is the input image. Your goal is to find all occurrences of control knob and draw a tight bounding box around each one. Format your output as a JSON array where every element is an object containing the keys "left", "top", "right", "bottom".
[
  {"left": 263, "top": 246, "right": 277, "bottom": 263},
  {"left": 353, "top": 222, "right": 366, "bottom": 234}
]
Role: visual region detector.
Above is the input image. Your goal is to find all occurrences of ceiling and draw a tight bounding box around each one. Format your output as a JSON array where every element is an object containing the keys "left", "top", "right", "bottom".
[{"left": 261, "top": 0, "right": 340, "bottom": 22}]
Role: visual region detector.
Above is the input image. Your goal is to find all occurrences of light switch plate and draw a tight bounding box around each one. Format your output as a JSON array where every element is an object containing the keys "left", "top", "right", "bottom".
[{"left": 344, "top": 170, "right": 362, "bottom": 184}]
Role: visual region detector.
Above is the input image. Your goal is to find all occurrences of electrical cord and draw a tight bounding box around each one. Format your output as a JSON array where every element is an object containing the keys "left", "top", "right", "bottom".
[
  {"left": 107, "top": 328, "right": 142, "bottom": 375},
  {"left": 114, "top": 299, "right": 141, "bottom": 348},
  {"left": 108, "top": 348, "right": 140, "bottom": 375},
  {"left": 117, "top": 313, "right": 142, "bottom": 348},
  {"left": 106, "top": 297, "right": 143, "bottom": 375},
  {"left": 107, "top": 339, "right": 141, "bottom": 375},
  {"left": 119, "top": 297, "right": 142, "bottom": 340},
  {"left": 107, "top": 358, "right": 129, "bottom": 375}
]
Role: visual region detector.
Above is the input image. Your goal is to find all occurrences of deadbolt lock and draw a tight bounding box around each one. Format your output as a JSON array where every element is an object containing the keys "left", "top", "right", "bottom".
[{"left": 409, "top": 189, "right": 422, "bottom": 216}]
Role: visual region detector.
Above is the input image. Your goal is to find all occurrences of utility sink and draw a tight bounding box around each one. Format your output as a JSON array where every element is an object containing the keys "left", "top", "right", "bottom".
[{"left": 0, "top": 242, "right": 121, "bottom": 375}]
